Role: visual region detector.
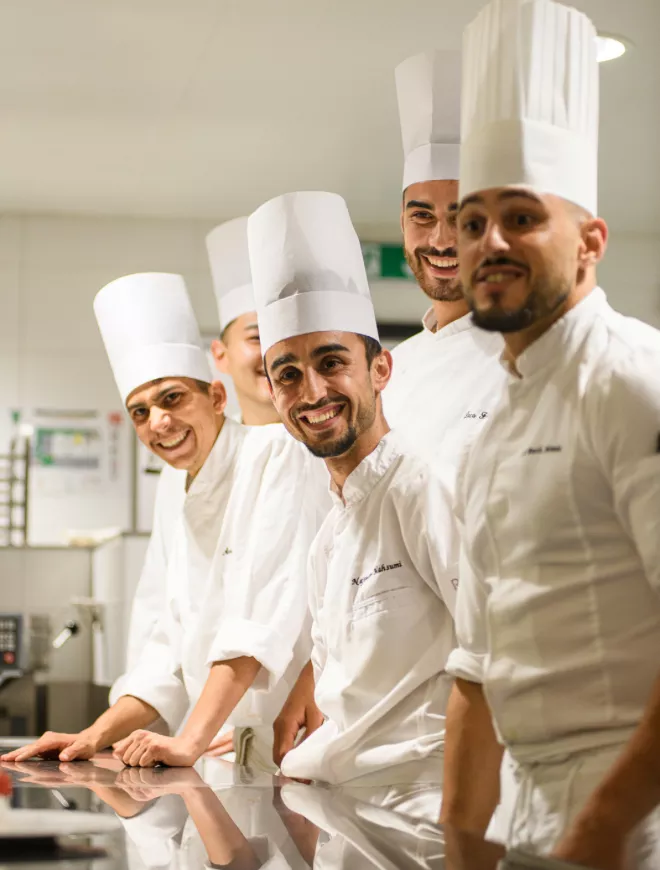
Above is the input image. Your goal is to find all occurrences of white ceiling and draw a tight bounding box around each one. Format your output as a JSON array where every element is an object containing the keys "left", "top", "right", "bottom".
[{"left": 0, "top": 0, "right": 657, "bottom": 234}]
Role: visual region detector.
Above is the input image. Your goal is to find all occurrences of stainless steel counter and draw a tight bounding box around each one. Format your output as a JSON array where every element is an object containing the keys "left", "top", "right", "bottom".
[{"left": 0, "top": 750, "right": 586, "bottom": 869}]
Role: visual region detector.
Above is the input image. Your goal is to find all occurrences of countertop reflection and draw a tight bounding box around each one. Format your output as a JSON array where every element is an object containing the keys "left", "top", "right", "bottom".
[{"left": 0, "top": 752, "right": 582, "bottom": 869}]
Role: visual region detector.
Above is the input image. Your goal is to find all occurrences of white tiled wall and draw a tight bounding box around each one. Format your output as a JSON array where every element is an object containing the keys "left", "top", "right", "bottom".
[{"left": 0, "top": 213, "right": 658, "bottom": 543}]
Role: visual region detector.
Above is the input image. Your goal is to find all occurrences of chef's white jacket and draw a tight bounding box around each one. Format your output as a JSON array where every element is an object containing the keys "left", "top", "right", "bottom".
[
  {"left": 117, "top": 417, "right": 330, "bottom": 736},
  {"left": 384, "top": 310, "right": 506, "bottom": 480},
  {"left": 110, "top": 465, "right": 186, "bottom": 713},
  {"left": 280, "top": 432, "right": 458, "bottom": 786},
  {"left": 447, "top": 288, "right": 660, "bottom": 762}
]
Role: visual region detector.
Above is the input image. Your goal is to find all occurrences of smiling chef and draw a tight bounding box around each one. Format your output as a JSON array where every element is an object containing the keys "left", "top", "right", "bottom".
[
  {"left": 383, "top": 50, "right": 505, "bottom": 476},
  {"left": 3, "top": 272, "right": 326, "bottom": 771},
  {"left": 206, "top": 216, "right": 281, "bottom": 427},
  {"left": 440, "top": 1, "right": 660, "bottom": 868},
  {"left": 248, "top": 189, "right": 459, "bottom": 820}
]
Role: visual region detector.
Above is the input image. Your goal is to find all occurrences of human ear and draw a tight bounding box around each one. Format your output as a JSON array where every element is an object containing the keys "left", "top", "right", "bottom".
[
  {"left": 371, "top": 349, "right": 394, "bottom": 394},
  {"left": 210, "top": 380, "right": 228, "bottom": 416},
  {"left": 211, "top": 339, "right": 230, "bottom": 375},
  {"left": 579, "top": 217, "right": 608, "bottom": 268}
]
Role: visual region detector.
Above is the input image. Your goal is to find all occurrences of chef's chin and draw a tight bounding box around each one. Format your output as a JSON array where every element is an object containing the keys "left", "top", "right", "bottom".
[
  {"left": 303, "top": 425, "right": 359, "bottom": 459},
  {"left": 470, "top": 302, "right": 536, "bottom": 333}
]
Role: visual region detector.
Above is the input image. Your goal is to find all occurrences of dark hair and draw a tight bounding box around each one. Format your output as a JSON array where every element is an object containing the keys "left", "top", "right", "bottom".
[
  {"left": 193, "top": 379, "right": 212, "bottom": 394},
  {"left": 359, "top": 334, "right": 383, "bottom": 368}
]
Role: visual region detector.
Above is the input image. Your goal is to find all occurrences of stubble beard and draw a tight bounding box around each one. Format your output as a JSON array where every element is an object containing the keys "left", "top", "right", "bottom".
[
  {"left": 405, "top": 247, "right": 465, "bottom": 303},
  {"left": 301, "top": 393, "right": 378, "bottom": 460},
  {"left": 468, "top": 273, "right": 572, "bottom": 333}
]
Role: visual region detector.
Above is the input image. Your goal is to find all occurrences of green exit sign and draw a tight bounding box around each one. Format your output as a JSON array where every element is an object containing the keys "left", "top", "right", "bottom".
[{"left": 362, "top": 243, "right": 414, "bottom": 281}]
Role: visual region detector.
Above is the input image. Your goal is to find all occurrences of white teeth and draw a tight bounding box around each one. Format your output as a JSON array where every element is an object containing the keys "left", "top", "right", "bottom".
[
  {"left": 305, "top": 408, "right": 340, "bottom": 424},
  {"left": 426, "top": 256, "right": 458, "bottom": 269},
  {"left": 484, "top": 273, "right": 509, "bottom": 284},
  {"left": 160, "top": 432, "right": 188, "bottom": 448}
]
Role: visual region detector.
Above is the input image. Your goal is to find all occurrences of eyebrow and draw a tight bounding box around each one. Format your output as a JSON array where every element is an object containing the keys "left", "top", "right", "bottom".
[
  {"left": 458, "top": 188, "right": 544, "bottom": 214},
  {"left": 126, "top": 384, "right": 181, "bottom": 413},
  {"left": 405, "top": 199, "right": 434, "bottom": 211},
  {"left": 242, "top": 322, "right": 259, "bottom": 332},
  {"left": 269, "top": 343, "right": 351, "bottom": 374}
]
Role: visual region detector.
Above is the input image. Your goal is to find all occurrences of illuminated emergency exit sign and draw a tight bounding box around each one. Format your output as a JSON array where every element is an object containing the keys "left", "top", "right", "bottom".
[{"left": 361, "top": 243, "right": 414, "bottom": 281}]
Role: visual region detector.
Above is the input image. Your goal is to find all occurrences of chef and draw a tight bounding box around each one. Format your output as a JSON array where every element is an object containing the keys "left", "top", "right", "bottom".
[
  {"left": 248, "top": 190, "right": 459, "bottom": 820},
  {"left": 206, "top": 216, "right": 280, "bottom": 426},
  {"left": 112, "top": 216, "right": 279, "bottom": 763},
  {"left": 384, "top": 50, "right": 505, "bottom": 477},
  {"left": 3, "top": 272, "right": 324, "bottom": 771},
  {"left": 440, "top": 1, "right": 660, "bottom": 867}
]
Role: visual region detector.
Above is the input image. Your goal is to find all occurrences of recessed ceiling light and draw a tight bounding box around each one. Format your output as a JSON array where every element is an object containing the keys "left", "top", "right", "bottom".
[{"left": 596, "top": 34, "right": 628, "bottom": 63}]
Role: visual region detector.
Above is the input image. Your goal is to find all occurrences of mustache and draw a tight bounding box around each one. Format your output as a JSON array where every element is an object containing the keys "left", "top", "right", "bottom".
[
  {"left": 473, "top": 255, "right": 528, "bottom": 277},
  {"left": 416, "top": 246, "right": 458, "bottom": 259},
  {"left": 295, "top": 397, "right": 347, "bottom": 418}
]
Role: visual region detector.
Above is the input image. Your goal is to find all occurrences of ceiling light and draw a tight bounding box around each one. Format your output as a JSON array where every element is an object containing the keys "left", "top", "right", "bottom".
[{"left": 596, "top": 34, "right": 628, "bottom": 63}]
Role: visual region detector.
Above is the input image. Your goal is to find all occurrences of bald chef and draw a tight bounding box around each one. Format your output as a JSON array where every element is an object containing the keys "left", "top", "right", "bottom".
[
  {"left": 249, "top": 190, "right": 458, "bottom": 820},
  {"left": 384, "top": 50, "right": 505, "bottom": 476},
  {"left": 206, "top": 216, "right": 280, "bottom": 426},
  {"left": 440, "top": 1, "right": 660, "bottom": 868},
  {"left": 108, "top": 218, "right": 278, "bottom": 762},
  {"left": 3, "top": 272, "right": 326, "bottom": 770}
]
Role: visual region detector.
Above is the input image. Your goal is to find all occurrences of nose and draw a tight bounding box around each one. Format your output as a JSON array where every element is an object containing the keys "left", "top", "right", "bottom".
[
  {"left": 429, "top": 214, "right": 457, "bottom": 251},
  {"left": 479, "top": 219, "right": 509, "bottom": 257},
  {"left": 299, "top": 368, "right": 328, "bottom": 407},
  {"left": 149, "top": 406, "right": 173, "bottom": 433}
]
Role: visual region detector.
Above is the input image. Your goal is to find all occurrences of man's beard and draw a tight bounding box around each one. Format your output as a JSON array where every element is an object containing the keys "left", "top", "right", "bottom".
[
  {"left": 299, "top": 393, "right": 377, "bottom": 460},
  {"left": 305, "top": 424, "right": 359, "bottom": 458},
  {"left": 469, "top": 272, "right": 572, "bottom": 334},
  {"left": 404, "top": 246, "right": 464, "bottom": 303}
]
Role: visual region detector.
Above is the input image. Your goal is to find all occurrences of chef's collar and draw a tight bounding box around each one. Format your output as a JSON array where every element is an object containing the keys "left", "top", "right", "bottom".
[
  {"left": 185, "top": 416, "right": 243, "bottom": 498},
  {"left": 422, "top": 308, "right": 475, "bottom": 340},
  {"left": 501, "top": 287, "right": 607, "bottom": 381},
  {"left": 329, "top": 431, "right": 402, "bottom": 508}
]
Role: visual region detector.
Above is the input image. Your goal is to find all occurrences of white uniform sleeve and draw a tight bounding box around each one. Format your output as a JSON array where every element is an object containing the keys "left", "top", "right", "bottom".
[
  {"left": 205, "top": 442, "right": 321, "bottom": 692},
  {"left": 114, "top": 594, "right": 190, "bottom": 733},
  {"left": 445, "top": 455, "right": 489, "bottom": 684},
  {"left": 399, "top": 468, "right": 460, "bottom": 615},
  {"left": 586, "top": 347, "right": 660, "bottom": 593},
  {"left": 308, "top": 532, "right": 329, "bottom": 684},
  {"left": 109, "top": 466, "right": 184, "bottom": 707}
]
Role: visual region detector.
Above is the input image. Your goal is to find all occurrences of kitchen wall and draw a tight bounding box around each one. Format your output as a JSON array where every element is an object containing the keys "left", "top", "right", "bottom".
[{"left": 0, "top": 213, "right": 658, "bottom": 542}]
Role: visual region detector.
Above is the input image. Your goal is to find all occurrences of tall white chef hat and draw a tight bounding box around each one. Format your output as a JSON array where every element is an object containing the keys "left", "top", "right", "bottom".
[
  {"left": 94, "top": 272, "right": 212, "bottom": 404},
  {"left": 248, "top": 191, "right": 379, "bottom": 355},
  {"left": 205, "top": 216, "right": 256, "bottom": 333},
  {"left": 460, "top": 0, "right": 599, "bottom": 214},
  {"left": 395, "top": 51, "right": 462, "bottom": 191}
]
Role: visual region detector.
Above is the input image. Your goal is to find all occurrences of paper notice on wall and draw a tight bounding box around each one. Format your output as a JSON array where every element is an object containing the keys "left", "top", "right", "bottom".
[{"left": 30, "top": 409, "right": 123, "bottom": 497}]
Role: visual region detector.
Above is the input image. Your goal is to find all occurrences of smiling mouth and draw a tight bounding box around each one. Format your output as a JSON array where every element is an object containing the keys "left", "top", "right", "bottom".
[
  {"left": 156, "top": 430, "right": 190, "bottom": 450},
  {"left": 298, "top": 404, "right": 344, "bottom": 429},
  {"left": 423, "top": 255, "right": 459, "bottom": 275}
]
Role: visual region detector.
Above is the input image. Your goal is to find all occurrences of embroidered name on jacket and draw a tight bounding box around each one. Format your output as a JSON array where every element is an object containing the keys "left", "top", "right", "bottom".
[
  {"left": 523, "top": 445, "right": 562, "bottom": 455},
  {"left": 352, "top": 561, "right": 403, "bottom": 587}
]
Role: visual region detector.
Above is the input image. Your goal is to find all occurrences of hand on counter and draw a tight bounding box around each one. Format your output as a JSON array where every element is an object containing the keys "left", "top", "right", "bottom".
[
  {"left": 273, "top": 660, "right": 324, "bottom": 768},
  {"left": 113, "top": 731, "right": 199, "bottom": 768},
  {"left": 0, "top": 730, "right": 100, "bottom": 763}
]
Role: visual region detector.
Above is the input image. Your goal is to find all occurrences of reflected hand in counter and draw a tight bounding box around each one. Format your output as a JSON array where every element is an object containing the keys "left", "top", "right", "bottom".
[{"left": 116, "top": 764, "right": 206, "bottom": 800}]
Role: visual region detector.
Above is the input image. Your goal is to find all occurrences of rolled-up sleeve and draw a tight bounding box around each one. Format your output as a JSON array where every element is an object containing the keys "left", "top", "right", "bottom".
[
  {"left": 205, "top": 439, "right": 322, "bottom": 692},
  {"left": 115, "top": 600, "right": 189, "bottom": 733},
  {"left": 445, "top": 454, "right": 489, "bottom": 684}
]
